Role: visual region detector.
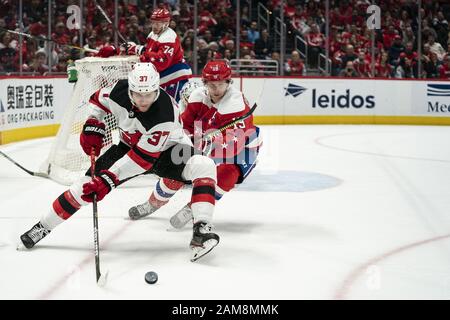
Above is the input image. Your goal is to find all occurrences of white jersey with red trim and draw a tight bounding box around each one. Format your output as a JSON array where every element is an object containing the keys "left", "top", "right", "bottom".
[
  {"left": 140, "top": 27, "right": 192, "bottom": 87},
  {"left": 87, "top": 79, "right": 191, "bottom": 181}
]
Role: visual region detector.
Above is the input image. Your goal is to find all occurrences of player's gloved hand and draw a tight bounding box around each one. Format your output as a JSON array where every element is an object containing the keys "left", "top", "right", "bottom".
[
  {"left": 96, "top": 45, "right": 118, "bottom": 58},
  {"left": 120, "top": 42, "right": 144, "bottom": 55},
  {"left": 80, "top": 118, "right": 106, "bottom": 156},
  {"left": 81, "top": 170, "right": 119, "bottom": 202}
]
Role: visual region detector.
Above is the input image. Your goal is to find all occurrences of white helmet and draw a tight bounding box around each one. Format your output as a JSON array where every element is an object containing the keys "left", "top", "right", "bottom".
[
  {"left": 128, "top": 62, "right": 160, "bottom": 105},
  {"left": 180, "top": 81, "right": 201, "bottom": 104}
]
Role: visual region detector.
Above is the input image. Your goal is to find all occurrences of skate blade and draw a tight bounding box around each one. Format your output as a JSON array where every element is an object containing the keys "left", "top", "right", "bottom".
[
  {"left": 166, "top": 226, "right": 185, "bottom": 232},
  {"left": 190, "top": 239, "right": 219, "bottom": 262}
]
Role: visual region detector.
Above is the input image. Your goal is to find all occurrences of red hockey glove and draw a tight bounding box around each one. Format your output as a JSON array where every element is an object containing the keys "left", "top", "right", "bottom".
[
  {"left": 96, "top": 45, "right": 118, "bottom": 58},
  {"left": 81, "top": 170, "right": 119, "bottom": 202},
  {"left": 80, "top": 118, "right": 105, "bottom": 156}
]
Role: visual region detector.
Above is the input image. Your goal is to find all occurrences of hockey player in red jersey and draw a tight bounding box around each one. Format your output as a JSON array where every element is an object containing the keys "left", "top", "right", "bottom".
[
  {"left": 96, "top": 8, "right": 192, "bottom": 102},
  {"left": 19, "top": 63, "right": 218, "bottom": 262},
  {"left": 128, "top": 60, "right": 262, "bottom": 228}
]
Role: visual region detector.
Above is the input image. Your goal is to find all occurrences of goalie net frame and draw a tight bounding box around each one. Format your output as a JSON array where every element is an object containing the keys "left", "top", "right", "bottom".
[{"left": 41, "top": 56, "right": 139, "bottom": 185}]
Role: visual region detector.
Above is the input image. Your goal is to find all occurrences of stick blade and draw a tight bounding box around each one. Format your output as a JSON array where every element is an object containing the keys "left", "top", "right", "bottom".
[{"left": 97, "top": 270, "right": 109, "bottom": 287}]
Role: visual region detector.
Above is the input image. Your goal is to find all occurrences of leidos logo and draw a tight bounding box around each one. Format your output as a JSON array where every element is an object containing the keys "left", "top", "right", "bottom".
[
  {"left": 284, "top": 84, "right": 307, "bottom": 97},
  {"left": 312, "top": 89, "right": 375, "bottom": 109}
]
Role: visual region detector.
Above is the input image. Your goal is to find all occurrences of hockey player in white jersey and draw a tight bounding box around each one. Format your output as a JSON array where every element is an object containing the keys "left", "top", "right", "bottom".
[{"left": 19, "top": 63, "right": 219, "bottom": 262}]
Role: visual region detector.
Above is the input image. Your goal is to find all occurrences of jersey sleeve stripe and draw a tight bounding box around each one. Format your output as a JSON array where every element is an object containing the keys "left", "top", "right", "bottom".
[{"left": 89, "top": 90, "right": 111, "bottom": 114}]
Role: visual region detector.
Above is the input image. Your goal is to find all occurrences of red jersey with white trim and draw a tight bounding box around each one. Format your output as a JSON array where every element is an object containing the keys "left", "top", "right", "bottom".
[
  {"left": 87, "top": 79, "right": 191, "bottom": 181},
  {"left": 182, "top": 85, "right": 260, "bottom": 159},
  {"left": 140, "top": 27, "right": 192, "bottom": 86}
]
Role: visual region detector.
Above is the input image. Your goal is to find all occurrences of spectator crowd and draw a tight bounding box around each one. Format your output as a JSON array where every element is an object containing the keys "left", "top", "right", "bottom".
[{"left": 0, "top": 0, "right": 449, "bottom": 79}]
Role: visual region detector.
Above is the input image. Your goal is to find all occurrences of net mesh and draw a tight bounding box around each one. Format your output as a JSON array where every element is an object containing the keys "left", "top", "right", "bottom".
[{"left": 41, "top": 56, "right": 139, "bottom": 185}]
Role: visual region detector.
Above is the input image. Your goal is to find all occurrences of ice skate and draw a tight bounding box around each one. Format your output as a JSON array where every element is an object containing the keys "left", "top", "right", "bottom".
[
  {"left": 169, "top": 204, "right": 193, "bottom": 229},
  {"left": 128, "top": 200, "right": 160, "bottom": 220},
  {"left": 190, "top": 222, "right": 219, "bottom": 262},
  {"left": 19, "top": 222, "right": 51, "bottom": 249}
]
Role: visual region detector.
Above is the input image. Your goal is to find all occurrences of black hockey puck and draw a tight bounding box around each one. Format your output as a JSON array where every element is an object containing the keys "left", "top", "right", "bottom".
[{"left": 145, "top": 271, "right": 158, "bottom": 284}]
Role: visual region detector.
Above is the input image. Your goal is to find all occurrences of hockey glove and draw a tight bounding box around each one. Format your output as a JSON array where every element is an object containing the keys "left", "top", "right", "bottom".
[
  {"left": 80, "top": 118, "right": 106, "bottom": 156},
  {"left": 120, "top": 42, "right": 145, "bottom": 55},
  {"left": 81, "top": 170, "right": 119, "bottom": 202},
  {"left": 96, "top": 45, "right": 118, "bottom": 58}
]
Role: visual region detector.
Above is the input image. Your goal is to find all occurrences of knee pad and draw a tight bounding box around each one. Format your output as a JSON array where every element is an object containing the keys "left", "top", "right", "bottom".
[{"left": 182, "top": 155, "right": 216, "bottom": 183}]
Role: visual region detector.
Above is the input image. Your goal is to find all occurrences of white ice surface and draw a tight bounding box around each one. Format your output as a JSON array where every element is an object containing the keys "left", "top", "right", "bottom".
[{"left": 1, "top": 125, "right": 450, "bottom": 300}]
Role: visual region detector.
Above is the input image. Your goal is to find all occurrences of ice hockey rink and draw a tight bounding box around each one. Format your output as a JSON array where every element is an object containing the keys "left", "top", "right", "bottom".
[{"left": 1, "top": 124, "right": 450, "bottom": 300}]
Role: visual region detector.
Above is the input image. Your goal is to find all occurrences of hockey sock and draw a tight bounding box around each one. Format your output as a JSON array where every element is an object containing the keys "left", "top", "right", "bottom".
[
  {"left": 190, "top": 178, "right": 216, "bottom": 224},
  {"left": 149, "top": 178, "right": 184, "bottom": 208}
]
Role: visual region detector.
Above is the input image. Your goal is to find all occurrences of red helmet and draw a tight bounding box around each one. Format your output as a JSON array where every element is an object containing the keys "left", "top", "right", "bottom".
[
  {"left": 202, "top": 60, "right": 232, "bottom": 81},
  {"left": 151, "top": 8, "right": 171, "bottom": 22}
]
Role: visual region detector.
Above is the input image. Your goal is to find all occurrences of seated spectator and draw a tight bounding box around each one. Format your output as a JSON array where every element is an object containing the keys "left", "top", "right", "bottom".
[
  {"left": 400, "top": 42, "right": 418, "bottom": 62},
  {"left": 0, "top": 47, "right": 17, "bottom": 73},
  {"left": 423, "top": 52, "right": 440, "bottom": 78},
  {"left": 339, "top": 61, "right": 359, "bottom": 77},
  {"left": 291, "top": 5, "right": 308, "bottom": 36},
  {"left": 240, "top": 29, "right": 254, "bottom": 50},
  {"left": 0, "top": 32, "right": 17, "bottom": 50},
  {"left": 247, "top": 21, "right": 260, "bottom": 44},
  {"left": 439, "top": 55, "right": 450, "bottom": 79},
  {"left": 340, "top": 44, "right": 358, "bottom": 69},
  {"left": 354, "top": 51, "right": 370, "bottom": 77},
  {"left": 375, "top": 52, "right": 393, "bottom": 78},
  {"left": 432, "top": 11, "right": 449, "bottom": 48},
  {"left": 29, "top": 50, "right": 49, "bottom": 75},
  {"left": 395, "top": 57, "right": 418, "bottom": 79},
  {"left": 285, "top": 50, "right": 305, "bottom": 76},
  {"left": 52, "top": 56, "right": 68, "bottom": 73},
  {"left": 270, "top": 51, "right": 281, "bottom": 75},
  {"left": 388, "top": 35, "right": 405, "bottom": 66},
  {"left": 382, "top": 25, "right": 398, "bottom": 49},
  {"left": 254, "top": 29, "right": 273, "bottom": 59},
  {"left": 223, "top": 49, "right": 233, "bottom": 61},
  {"left": 222, "top": 39, "right": 236, "bottom": 58},
  {"left": 428, "top": 34, "right": 446, "bottom": 61}
]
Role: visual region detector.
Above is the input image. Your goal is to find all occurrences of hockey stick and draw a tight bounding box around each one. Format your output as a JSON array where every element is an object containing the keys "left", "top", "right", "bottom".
[
  {"left": 0, "top": 150, "right": 49, "bottom": 178},
  {"left": 93, "top": 0, "right": 127, "bottom": 43},
  {"left": 90, "top": 150, "right": 108, "bottom": 287},
  {"left": 0, "top": 27, "right": 99, "bottom": 53},
  {"left": 202, "top": 103, "right": 258, "bottom": 141},
  {"left": 201, "top": 103, "right": 258, "bottom": 156}
]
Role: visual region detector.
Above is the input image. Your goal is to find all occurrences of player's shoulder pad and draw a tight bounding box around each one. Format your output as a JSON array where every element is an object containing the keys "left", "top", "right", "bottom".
[
  {"left": 151, "top": 28, "right": 178, "bottom": 44},
  {"left": 218, "top": 86, "right": 247, "bottom": 115}
]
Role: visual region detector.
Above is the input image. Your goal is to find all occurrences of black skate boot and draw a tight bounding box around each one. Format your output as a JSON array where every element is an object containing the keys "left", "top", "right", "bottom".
[
  {"left": 128, "top": 201, "right": 159, "bottom": 220},
  {"left": 190, "top": 222, "right": 220, "bottom": 262},
  {"left": 19, "top": 222, "right": 51, "bottom": 249}
]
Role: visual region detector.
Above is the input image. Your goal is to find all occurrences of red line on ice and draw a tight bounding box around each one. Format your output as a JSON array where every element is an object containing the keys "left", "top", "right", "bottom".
[
  {"left": 37, "top": 221, "right": 133, "bottom": 299},
  {"left": 334, "top": 233, "right": 450, "bottom": 299}
]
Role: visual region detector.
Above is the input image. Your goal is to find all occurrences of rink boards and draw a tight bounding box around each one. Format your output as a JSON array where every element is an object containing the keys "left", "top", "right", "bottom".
[{"left": 0, "top": 76, "right": 449, "bottom": 144}]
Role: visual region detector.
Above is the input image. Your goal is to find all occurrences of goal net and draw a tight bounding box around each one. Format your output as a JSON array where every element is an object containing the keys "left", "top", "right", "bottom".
[{"left": 41, "top": 56, "right": 139, "bottom": 185}]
